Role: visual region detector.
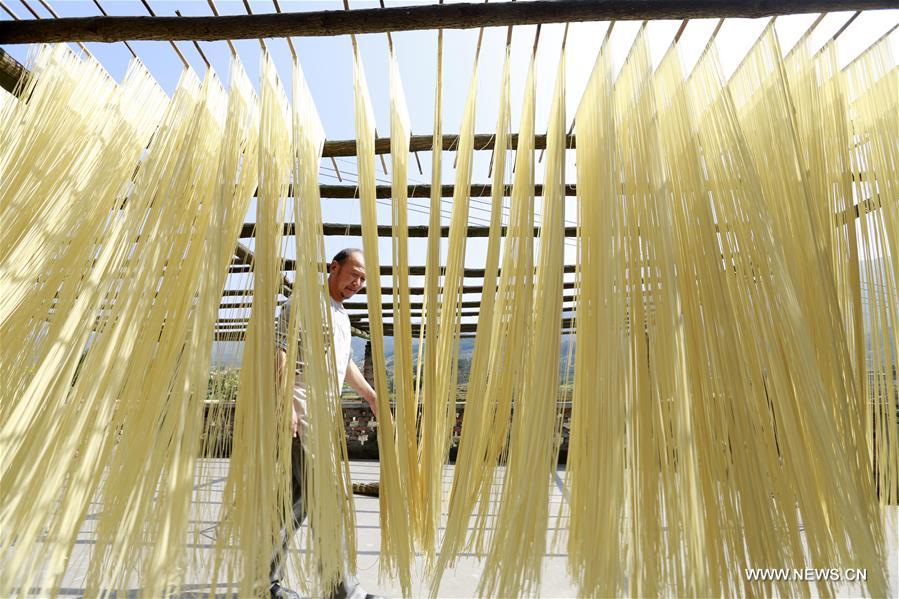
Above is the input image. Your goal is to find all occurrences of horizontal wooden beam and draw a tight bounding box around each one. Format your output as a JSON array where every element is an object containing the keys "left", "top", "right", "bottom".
[
  {"left": 0, "top": 48, "right": 27, "bottom": 95},
  {"left": 220, "top": 280, "right": 576, "bottom": 299},
  {"left": 220, "top": 294, "right": 581, "bottom": 312},
  {"left": 234, "top": 241, "right": 293, "bottom": 295},
  {"left": 316, "top": 183, "right": 576, "bottom": 199},
  {"left": 213, "top": 328, "right": 575, "bottom": 341},
  {"left": 229, "top": 259, "right": 579, "bottom": 278},
  {"left": 354, "top": 318, "right": 580, "bottom": 337},
  {"left": 354, "top": 282, "right": 579, "bottom": 296},
  {"left": 215, "top": 319, "right": 578, "bottom": 338},
  {"left": 218, "top": 297, "right": 580, "bottom": 319},
  {"left": 216, "top": 309, "right": 485, "bottom": 326},
  {"left": 323, "top": 133, "right": 574, "bottom": 156},
  {"left": 217, "top": 309, "right": 576, "bottom": 329},
  {"left": 237, "top": 195, "right": 872, "bottom": 242},
  {"left": 221, "top": 289, "right": 263, "bottom": 297},
  {"left": 239, "top": 222, "right": 579, "bottom": 239},
  {"left": 352, "top": 309, "right": 576, "bottom": 325},
  {"left": 382, "top": 320, "right": 575, "bottom": 336},
  {"left": 245, "top": 182, "right": 577, "bottom": 200},
  {"left": 350, "top": 307, "right": 540, "bottom": 321},
  {"left": 219, "top": 300, "right": 286, "bottom": 310},
  {"left": 341, "top": 294, "right": 579, "bottom": 311},
  {"left": 3, "top": 1, "right": 885, "bottom": 44}
]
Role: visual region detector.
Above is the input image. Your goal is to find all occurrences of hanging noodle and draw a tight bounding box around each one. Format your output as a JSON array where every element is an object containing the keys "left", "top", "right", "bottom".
[
  {"left": 0, "top": 18, "right": 895, "bottom": 596},
  {"left": 568, "top": 37, "right": 626, "bottom": 599},
  {"left": 211, "top": 50, "right": 292, "bottom": 599},
  {"left": 0, "top": 46, "right": 169, "bottom": 597},
  {"left": 282, "top": 54, "right": 357, "bottom": 596},
  {"left": 843, "top": 35, "right": 898, "bottom": 506},
  {"left": 388, "top": 44, "right": 420, "bottom": 553},
  {"left": 418, "top": 25, "right": 445, "bottom": 557},
  {"left": 350, "top": 35, "right": 414, "bottom": 595},
  {"left": 431, "top": 32, "right": 512, "bottom": 589},
  {"left": 429, "top": 31, "right": 484, "bottom": 562},
  {"left": 479, "top": 37, "right": 567, "bottom": 599},
  {"left": 201, "top": 56, "right": 260, "bottom": 596}
]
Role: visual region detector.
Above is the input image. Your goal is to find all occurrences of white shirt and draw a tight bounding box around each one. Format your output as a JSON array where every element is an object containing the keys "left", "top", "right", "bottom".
[
  {"left": 276, "top": 296, "right": 354, "bottom": 440},
  {"left": 329, "top": 297, "right": 353, "bottom": 390},
  {"left": 276, "top": 296, "right": 353, "bottom": 389}
]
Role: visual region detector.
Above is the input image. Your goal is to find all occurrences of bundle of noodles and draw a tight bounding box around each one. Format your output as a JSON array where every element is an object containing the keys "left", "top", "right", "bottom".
[
  {"left": 431, "top": 30, "right": 511, "bottom": 585},
  {"left": 562, "top": 24, "right": 892, "bottom": 596},
  {"left": 193, "top": 57, "right": 259, "bottom": 591},
  {"left": 350, "top": 35, "right": 413, "bottom": 595},
  {"left": 788, "top": 38, "right": 871, "bottom": 494},
  {"left": 280, "top": 55, "right": 357, "bottom": 596},
  {"left": 417, "top": 25, "right": 444, "bottom": 555},
  {"left": 424, "top": 28, "right": 485, "bottom": 569},
  {"left": 211, "top": 51, "right": 293, "bottom": 598},
  {"left": 843, "top": 34, "right": 898, "bottom": 505},
  {"left": 725, "top": 25, "right": 886, "bottom": 595},
  {"left": 566, "top": 38, "right": 626, "bottom": 598},
  {"left": 387, "top": 42, "right": 420, "bottom": 549},
  {"left": 195, "top": 59, "right": 260, "bottom": 451},
  {"left": 609, "top": 30, "right": 672, "bottom": 597},
  {"left": 478, "top": 37, "right": 567, "bottom": 599},
  {"left": 0, "top": 45, "right": 168, "bottom": 597},
  {"left": 0, "top": 45, "right": 165, "bottom": 394},
  {"left": 81, "top": 70, "right": 228, "bottom": 597}
]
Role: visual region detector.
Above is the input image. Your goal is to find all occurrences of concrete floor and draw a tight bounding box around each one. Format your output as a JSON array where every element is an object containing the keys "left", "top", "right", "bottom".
[{"left": 33, "top": 460, "right": 899, "bottom": 598}]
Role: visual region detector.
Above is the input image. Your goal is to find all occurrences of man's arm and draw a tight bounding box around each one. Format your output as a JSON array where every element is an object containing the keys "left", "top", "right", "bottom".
[
  {"left": 276, "top": 347, "right": 301, "bottom": 437},
  {"left": 276, "top": 347, "right": 287, "bottom": 384},
  {"left": 345, "top": 358, "right": 377, "bottom": 418}
]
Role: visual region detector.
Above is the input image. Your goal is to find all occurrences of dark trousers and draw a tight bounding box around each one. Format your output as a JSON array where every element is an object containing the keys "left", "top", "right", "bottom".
[
  {"left": 270, "top": 437, "right": 307, "bottom": 584},
  {"left": 269, "top": 439, "right": 357, "bottom": 598}
]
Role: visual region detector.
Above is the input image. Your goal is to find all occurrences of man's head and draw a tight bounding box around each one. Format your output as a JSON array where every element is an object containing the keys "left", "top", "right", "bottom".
[{"left": 328, "top": 248, "right": 366, "bottom": 303}]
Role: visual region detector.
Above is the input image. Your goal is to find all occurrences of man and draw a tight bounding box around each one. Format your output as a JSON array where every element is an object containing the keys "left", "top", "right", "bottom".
[{"left": 270, "top": 248, "right": 380, "bottom": 599}]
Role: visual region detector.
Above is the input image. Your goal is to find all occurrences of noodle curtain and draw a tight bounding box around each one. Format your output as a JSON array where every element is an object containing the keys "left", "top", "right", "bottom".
[{"left": 1, "top": 26, "right": 896, "bottom": 598}]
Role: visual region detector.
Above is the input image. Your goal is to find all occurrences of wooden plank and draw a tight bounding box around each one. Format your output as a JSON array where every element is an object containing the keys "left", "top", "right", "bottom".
[
  {"left": 341, "top": 295, "right": 579, "bottom": 311},
  {"left": 216, "top": 318, "right": 580, "bottom": 338},
  {"left": 316, "top": 183, "right": 577, "bottom": 199},
  {"left": 0, "top": 47, "right": 27, "bottom": 94},
  {"left": 229, "top": 260, "right": 579, "bottom": 278},
  {"left": 322, "top": 133, "right": 574, "bottom": 156},
  {"left": 216, "top": 302, "right": 579, "bottom": 325},
  {"left": 239, "top": 222, "right": 580, "bottom": 239},
  {"left": 218, "top": 280, "right": 576, "bottom": 299}
]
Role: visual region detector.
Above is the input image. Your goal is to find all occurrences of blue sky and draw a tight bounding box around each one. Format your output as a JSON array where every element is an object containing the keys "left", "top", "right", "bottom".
[{"left": 3, "top": 2, "right": 897, "bottom": 323}]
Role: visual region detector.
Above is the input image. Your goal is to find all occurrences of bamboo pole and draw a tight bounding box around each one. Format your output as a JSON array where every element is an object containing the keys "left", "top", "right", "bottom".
[
  {"left": 322, "top": 133, "right": 574, "bottom": 156},
  {"left": 2, "top": 1, "right": 891, "bottom": 44}
]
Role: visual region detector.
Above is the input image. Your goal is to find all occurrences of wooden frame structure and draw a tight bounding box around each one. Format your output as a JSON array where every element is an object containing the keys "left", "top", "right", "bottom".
[
  {"left": 0, "top": 1, "right": 890, "bottom": 44},
  {"left": 0, "top": 0, "right": 891, "bottom": 341}
]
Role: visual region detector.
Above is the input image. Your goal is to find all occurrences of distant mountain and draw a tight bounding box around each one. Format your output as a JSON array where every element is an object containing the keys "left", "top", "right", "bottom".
[
  {"left": 382, "top": 334, "right": 575, "bottom": 386},
  {"left": 213, "top": 330, "right": 576, "bottom": 382},
  {"left": 210, "top": 341, "right": 243, "bottom": 368}
]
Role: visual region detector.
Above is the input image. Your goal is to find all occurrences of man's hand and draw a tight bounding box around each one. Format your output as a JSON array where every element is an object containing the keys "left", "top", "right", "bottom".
[
  {"left": 291, "top": 404, "right": 299, "bottom": 438},
  {"left": 363, "top": 391, "right": 378, "bottom": 419},
  {"left": 276, "top": 348, "right": 287, "bottom": 387}
]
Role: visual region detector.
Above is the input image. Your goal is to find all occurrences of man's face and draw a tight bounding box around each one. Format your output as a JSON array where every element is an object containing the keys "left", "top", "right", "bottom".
[{"left": 329, "top": 252, "right": 366, "bottom": 302}]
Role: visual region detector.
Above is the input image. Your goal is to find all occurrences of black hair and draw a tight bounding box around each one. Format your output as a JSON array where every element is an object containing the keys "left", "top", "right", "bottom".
[{"left": 332, "top": 248, "right": 363, "bottom": 264}]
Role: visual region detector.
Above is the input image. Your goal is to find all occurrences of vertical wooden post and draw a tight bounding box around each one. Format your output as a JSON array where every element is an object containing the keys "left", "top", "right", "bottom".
[{"left": 363, "top": 340, "right": 375, "bottom": 387}]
